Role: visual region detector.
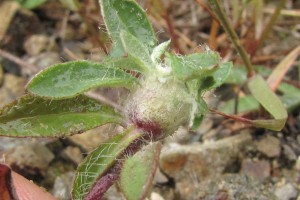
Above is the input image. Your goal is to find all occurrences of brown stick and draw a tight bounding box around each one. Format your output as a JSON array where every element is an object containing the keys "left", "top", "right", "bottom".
[{"left": 0, "top": 48, "right": 37, "bottom": 73}]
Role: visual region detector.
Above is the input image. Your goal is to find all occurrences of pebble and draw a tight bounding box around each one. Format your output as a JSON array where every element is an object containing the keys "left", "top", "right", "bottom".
[
  {"left": 275, "top": 183, "right": 298, "bottom": 200},
  {"left": 25, "top": 52, "right": 61, "bottom": 75},
  {"left": 23, "top": 34, "right": 50, "bottom": 56},
  {"left": 240, "top": 159, "right": 271, "bottom": 182},
  {"left": 0, "top": 138, "right": 36, "bottom": 152},
  {"left": 68, "top": 125, "right": 117, "bottom": 151},
  {"left": 296, "top": 156, "right": 300, "bottom": 171},
  {"left": 154, "top": 168, "right": 168, "bottom": 184},
  {"left": 283, "top": 144, "right": 297, "bottom": 161},
  {"left": 256, "top": 135, "right": 281, "bottom": 158},
  {"left": 0, "top": 74, "right": 26, "bottom": 107},
  {"left": 61, "top": 146, "right": 83, "bottom": 165},
  {"left": 6, "top": 142, "right": 54, "bottom": 175},
  {"left": 150, "top": 192, "right": 165, "bottom": 200},
  {"left": 52, "top": 171, "right": 75, "bottom": 200}
]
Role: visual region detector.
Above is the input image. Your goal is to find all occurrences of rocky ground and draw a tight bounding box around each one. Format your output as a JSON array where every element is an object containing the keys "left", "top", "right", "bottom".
[{"left": 1, "top": 0, "right": 300, "bottom": 200}]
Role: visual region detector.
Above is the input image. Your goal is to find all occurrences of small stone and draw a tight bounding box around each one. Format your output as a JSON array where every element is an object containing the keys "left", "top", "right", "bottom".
[
  {"left": 241, "top": 159, "right": 271, "bottom": 182},
  {"left": 150, "top": 192, "right": 165, "bottom": 200},
  {"left": 283, "top": 144, "right": 297, "bottom": 161},
  {"left": 0, "top": 138, "right": 35, "bottom": 152},
  {"left": 25, "top": 52, "right": 61, "bottom": 75},
  {"left": 52, "top": 172, "right": 75, "bottom": 200},
  {"left": 4, "top": 74, "right": 26, "bottom": 94},
  {"left": 24, "top": 34, "right": 49, "bottom": 56},
  {"left": 275, "top": 183, "right": 298, "bottom": 200},
  {"left": 154, "top": 168, "right": 168, "bottom": 184},
  {"left": 61, "top": 146, "right": 83, "bottom": 165},
  {"left": 296, "top": 156, "right": 300, "bottom": 171},
  {"left": 6, "top": 142, "right": 54, "bottom": 175},
  {"left": 68, "top": 125, "right": 116, "bottom": 151},
  {"left": 0, "top": 74, "right": 26, "bottom": 107},
  {"left": 256, "top": 135, "right": 281, "bottom": 157}
]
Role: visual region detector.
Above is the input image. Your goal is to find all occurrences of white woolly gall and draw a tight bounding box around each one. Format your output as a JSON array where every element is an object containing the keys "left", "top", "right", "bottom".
[{"left": 125, "top": 74, "right": 196, "bottom": 140}]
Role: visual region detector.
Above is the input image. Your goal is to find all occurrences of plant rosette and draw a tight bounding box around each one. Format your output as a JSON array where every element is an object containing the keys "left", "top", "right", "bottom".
[
  {"left": 125, "top": 72, "right": 197, "bottom": 141},
  {"left": 0, "top": 0, "right": 233, "bottom": 199}
]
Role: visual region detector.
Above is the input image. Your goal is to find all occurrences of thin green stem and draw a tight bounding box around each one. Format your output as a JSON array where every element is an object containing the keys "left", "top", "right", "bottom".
[
  {"left": 257, "top": 0, "right": 285, "bottom": 50},
  {"left": 208, "top": 0, "right": 255, "bottom": 77}
]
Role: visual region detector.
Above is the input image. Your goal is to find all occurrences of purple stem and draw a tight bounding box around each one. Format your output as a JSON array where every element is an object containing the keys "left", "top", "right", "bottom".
[
  {"left": 83, "top": 172, "right": 120, "bottom": 200},
  {"left": 83, "top": 137, "right": 146, "bottom": 200}
]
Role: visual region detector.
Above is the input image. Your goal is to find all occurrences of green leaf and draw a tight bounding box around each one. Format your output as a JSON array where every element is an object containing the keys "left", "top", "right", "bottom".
[
  {"left": 104, "top": 56, "right": 148, "bottom": 73},
  {"left": 168, "top": 52, "right": 220, "bottom": 81},
  {"left": 100, "top": 0, "right": 157, "bottom": 57},
  {"left": 191, "top": 97, "right": 208, "bottom": 131},
  {"left": 225, "top": 66, "right": 247, "bottom": 85},
  {"left": 168, "top": 51, "right": 232, "bottom": 90},
  {"left": 120, "top": 143, "right": 161, "bottom": 200},
  {"left": 248, "top": 74, "right": 287, "bottom": 131},
  {"left": 220, "top": 95, "right": 260, "bottom": 114},
  {"left": 191, "top": 114, "right": 204, "bottom": 131},
  {"left": 72, "top": 128, "right": 142, "bottom": 200},
  {"left": 198, "top": 62, "right": 232, "bottom": 92},
  {"left": 278, "top": 83, "right": 300, "bottom": 112},
  {"left": 225, "top": 65, "right": 271, "bottom": 85},
  {"left": 15, "top": 0, "right": 47, "bottom": 9},
  {"left": 120, "top": 31, "right": 153, "bottom": 69},
  {"left": 0, "top": 95, "right": 122, "bottom": 137},
  {"left": 27, "top": 60, "right": 136, "bottom": 99}
]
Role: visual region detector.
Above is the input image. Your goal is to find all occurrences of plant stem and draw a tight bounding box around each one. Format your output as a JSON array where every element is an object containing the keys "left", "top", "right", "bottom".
[
  {"left": 257, "top": 0, "right": 285, "bottom": 50},
  {"left": 209, "top": 108, "right": 252, "bottom": 124},
  {"left": 208, "top": 0, "right": 255, "bottom": 77}
]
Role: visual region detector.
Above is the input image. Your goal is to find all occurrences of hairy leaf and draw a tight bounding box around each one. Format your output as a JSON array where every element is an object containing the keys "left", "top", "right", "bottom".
[
  {"left": 204, "top": 62, "right": 232, "bottom": 90},
  {"left": 73, "top": 128, "right": 142, "bottom": 200},
  {"left": 120, "top": 143, "right": 161, "bottom": 200},
  {"left": 168, "top": 52, "right": 220, "bottom": 81},
  {"left": 104, "top": 55, "right": 149, "bottom": 73},
  {"left": 100, "top": 0, "right": 157, "bottom": 56},
  {"left": 0, "top": 95, "right": 122, "bottom": 137},
  {"left": 120, "top": 31, "right": 153, "bottom": 69},
  {"left": 27, "top": 60, "right": 136, "bottom": 99}
]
